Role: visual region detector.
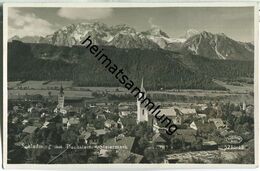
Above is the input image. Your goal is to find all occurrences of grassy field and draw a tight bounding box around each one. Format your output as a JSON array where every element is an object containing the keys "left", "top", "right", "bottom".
[
  {"left": 8, "top": 80, "right": 254, "bottom": 104},
  {"left": 213, "top": 80, "right": 253, "bottom": 93},
  {"left": 8, "top": 89, "right": 93, "bottom": 99},
  {"left": 8, "top": 80, "right": 74, "bottom": 89}
]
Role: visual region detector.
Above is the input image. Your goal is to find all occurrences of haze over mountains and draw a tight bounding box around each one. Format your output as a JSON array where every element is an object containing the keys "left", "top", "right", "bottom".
[{"left": 9, "top": 22, "right": 254, "bottom": 61}]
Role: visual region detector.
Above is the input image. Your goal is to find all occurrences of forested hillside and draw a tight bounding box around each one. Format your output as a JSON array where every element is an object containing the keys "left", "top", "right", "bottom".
[
  {"left": 189, "top": 55, "right": 253, "bottom": 78},
  {"left": 8, "top": 41, "right": 253, "bottom": 90}
]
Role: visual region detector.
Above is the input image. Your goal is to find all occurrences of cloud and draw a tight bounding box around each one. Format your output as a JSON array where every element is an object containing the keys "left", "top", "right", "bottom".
[
  {"left": 8, "top": 8, "right": 56, "bottom": 38},
  {"left": 148, "top": 17, "right": 159, "bottom": 29},
  {"left": 57, "top": 8, "right": 113, "bottom": 20}
]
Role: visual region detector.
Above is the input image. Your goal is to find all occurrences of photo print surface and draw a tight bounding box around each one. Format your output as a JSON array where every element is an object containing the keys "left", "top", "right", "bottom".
[{"left": 3, "top": 3, "right": 258, "bottom": 167}]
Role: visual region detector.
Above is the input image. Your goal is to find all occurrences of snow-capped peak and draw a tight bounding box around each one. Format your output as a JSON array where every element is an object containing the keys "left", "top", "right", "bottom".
[
  {"left": 146, "top": 27, "right": 170, "bottom": 38},
  {"left": 185, "top": 29, "right": 200, "bottom": 39}
]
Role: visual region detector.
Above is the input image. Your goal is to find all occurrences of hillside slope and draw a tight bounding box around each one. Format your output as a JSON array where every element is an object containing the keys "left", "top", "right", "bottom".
[{"left": 8, "top": 41, "right": 253, "bottom": 90}]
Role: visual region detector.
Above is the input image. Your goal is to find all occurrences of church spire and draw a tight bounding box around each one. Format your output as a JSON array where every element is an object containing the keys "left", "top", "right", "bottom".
[
  {"left": 57, "top": 82, "right": 65, "bottom": 109},
  {"left": 137, "top": 77, "right": 149, "bottom": 123},
  {"left": 140, "top": 77, "right": 146, "bottom": 93},
  {"left": 141, "top": 78, "right": 144, "bottom": 89},
  {"left": 60, "top": 82, "right": 64, "bottom": 95}
]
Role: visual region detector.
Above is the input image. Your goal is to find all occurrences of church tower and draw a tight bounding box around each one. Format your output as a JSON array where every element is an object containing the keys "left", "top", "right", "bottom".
[
  {"left": 137, "top": 78, "right": 149, "bottom": 123},
  {"left": 57, "top": 84, "right": 64, "bottom": 109}
]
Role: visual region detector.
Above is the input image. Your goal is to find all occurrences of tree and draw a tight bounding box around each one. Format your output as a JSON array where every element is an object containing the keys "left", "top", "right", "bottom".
[
  {"left": 137, "top": 136, "right": 150, "bottom": 154},
  {"left": 144, "top": 147, "right": 165, "bottom": 163},
  {"left": 103, "top": 128, "right": 120, "bottom": 141},
  {"left": 170, "top": 138, "right": 182, "bottom": 150},
  {"left": 61, "top": 129, "right": 78, "bottom": 145},
  {"left": 8, "top": 146, "right": 27, "bottom": 163},
  {"left": 87, "top": 155, "right": 98, "bottom": 163},
  {"left": 37, "top": 150, "right": 50, "bottom": 163},
  {"left": 48, "top": 91, "right": 52, "bottom": 97},
  {"left": 106, "top": 150, "right": 118, "bottom": 163}
]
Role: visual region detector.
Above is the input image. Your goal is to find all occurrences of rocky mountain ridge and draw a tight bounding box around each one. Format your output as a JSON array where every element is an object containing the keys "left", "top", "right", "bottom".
[{"left": 9, "top": 22, "right": 254, "bottom": 60}]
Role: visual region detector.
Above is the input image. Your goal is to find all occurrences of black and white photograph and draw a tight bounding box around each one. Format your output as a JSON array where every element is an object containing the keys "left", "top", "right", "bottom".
[{"left": 2, "top": 2, "right": 259, "bottom": 168}]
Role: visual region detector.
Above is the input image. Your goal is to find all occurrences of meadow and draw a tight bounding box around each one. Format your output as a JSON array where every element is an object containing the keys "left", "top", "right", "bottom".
[{"left": 8, "top": 80, "right": 253, "bottom": 104}]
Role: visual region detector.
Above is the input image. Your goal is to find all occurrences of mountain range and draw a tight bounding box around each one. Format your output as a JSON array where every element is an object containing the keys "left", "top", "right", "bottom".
[{"left": 9, "top": 22, "right": 254, "bottom": 61}]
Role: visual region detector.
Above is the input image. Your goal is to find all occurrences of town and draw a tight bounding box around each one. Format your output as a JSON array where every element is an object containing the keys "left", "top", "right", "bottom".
[{"left": 7, "top": 80, "right": 255, "bottom": 164}]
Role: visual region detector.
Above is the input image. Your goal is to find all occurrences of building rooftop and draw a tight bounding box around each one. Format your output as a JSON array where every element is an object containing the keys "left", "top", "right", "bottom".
[
  {"left": 80, "top": 131, "right": 91, "bottom": 139},
  {"left": 103, "top": 136, "right": 135, "bottom": 151},
  {"left": 208, "top": 118, "right": 225, "bottom": 129},
  {"left": 22, "top": 126, "right": 38, "bottom": 134},
  {"left": 122, "top": 152, "right": 143, "bottom": 163},
  {"left": 175, "top": 128, "right": 197, "bottom": 136},
  {"left": 152, "top": 133, "right": 167, "bottom": 143},
  {"left": 62, "top": 118, "right": 68, "bottom": 124},
  {"left": 160, "top": 107, "right": 177, "bottom": 117},
  {"left": 203, "top": 140, "right": 217, "bottom": 146},
  {"left": 104, "top": 119, "right": 117, "bottom": 127},
  {"left": 179, "top": 108, "right": 197, "bottom": 115},
  {"left": 94, "top": 129, "right": 107, "bottom": 136},
  {"left": 68, "top": 117, "right": 80, "bottom": 125}
]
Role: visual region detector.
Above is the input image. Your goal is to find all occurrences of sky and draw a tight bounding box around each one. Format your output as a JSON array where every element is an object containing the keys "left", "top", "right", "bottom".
[{"left": 8, "top": 7, "right": 254, "bottom": 42}]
